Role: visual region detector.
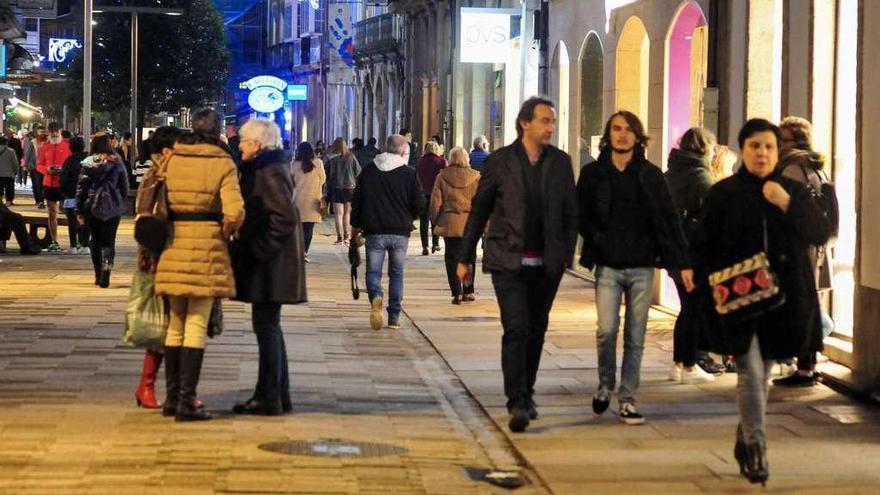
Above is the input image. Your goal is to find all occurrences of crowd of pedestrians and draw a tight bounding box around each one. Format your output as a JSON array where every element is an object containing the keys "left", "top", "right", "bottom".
[{"left": 0, "top": 93, "right": 837, "bottom": 488}]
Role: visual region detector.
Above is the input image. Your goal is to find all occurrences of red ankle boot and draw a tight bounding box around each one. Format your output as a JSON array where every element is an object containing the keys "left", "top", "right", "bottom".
[{"left": 135, "top": 349, "right": 163, "bottom": 409}]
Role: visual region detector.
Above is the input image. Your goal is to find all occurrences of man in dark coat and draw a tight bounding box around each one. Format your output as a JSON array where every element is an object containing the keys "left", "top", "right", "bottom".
[
  {"left": 577, "top": 111, "right": 692, "bottom": 425},
  {"left": 457, "top": 97, "right": 579, "bottom": 433},
  {"left": 231, "top": 120, "right": 306, "bottom": 416}
]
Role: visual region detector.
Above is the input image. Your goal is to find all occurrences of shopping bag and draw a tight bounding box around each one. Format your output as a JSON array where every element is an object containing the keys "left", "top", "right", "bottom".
[
  {"left": 207, "top": 298, "right": 224, "bottom": 338},
  {"left": 123, "top": 270, "right": 168, "bottom": 348}
]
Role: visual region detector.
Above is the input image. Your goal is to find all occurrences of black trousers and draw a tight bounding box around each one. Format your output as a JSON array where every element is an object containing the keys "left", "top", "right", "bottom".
[
  {"left": 419, "top": 195, "right": 439, "bottom": 249},
  {"left": 30, "top": 170, "right": 44, "bottom": 204},
  {"left": 0, "top": 206, "right": 32, "bottom": 250},
  {"left": 491, "top": 266, "right": 563, "bottom": 410},
  {"left": 64, "top": 207, "right": 90, "bottom": 248},
  {"left": 86, "top": 216, "right": 119, "bottom": 276},
  {"left": 302, "top": 222, "right": 315, "bottom": 253},
  {"left": 252, "top": 302, "right": 290, "bottom": 404},
  {"left": 672, "top": 277, "right": 700, "bottom": 367},
  {"left": 0, "top": 177, "right": 13, "bottom": 202},
  {"left": 442, "top": 237, "right": 474, "bottom": 297}
]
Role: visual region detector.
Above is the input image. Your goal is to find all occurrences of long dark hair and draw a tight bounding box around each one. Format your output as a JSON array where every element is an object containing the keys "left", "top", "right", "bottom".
[
  {"left": 90, "top": 135, "right": 116, "bottom": 156},
  {"left": 296, "top": 141, "right": 316, "bottom": 173},
  {"left": 599, "top": 110, "right": 650, "bottom": 154},
  {"left": 178, "top": 107, "right": 224, "bottom": 147}
]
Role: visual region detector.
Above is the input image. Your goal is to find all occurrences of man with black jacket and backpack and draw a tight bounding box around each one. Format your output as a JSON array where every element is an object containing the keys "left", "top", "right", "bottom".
[
  {"left": 351, "top": 134, "right": 426, "bottom": 331},
  {"left": 577, "top": 111, "right": 693, "bottom": 425},
  {"left": 456, "top": 97, "right": 579, "bottom": 433}
]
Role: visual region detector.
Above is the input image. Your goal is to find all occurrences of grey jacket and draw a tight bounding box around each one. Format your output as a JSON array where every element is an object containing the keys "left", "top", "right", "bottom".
[
  {"left": 0, "top": 145, "right": 18, "bottom": 178},
  {"left": 326, "top": 153, "right": 361, "bottom": 190}
]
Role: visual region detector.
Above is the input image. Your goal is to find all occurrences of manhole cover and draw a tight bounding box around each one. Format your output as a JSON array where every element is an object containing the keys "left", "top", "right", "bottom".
[{"left": 258, "top": 438, "right": 409, "bottom": 458}]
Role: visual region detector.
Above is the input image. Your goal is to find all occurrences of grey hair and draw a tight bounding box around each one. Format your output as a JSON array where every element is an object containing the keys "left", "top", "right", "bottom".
[
  {"left": 385, "top": 134, "right": 408, "bottom": 155},
  {"left": 472, "top": 135, "right": 488, "bottom": 150},
  {"left": 239, "top": 119, "right": 283, "bottom": 150}
]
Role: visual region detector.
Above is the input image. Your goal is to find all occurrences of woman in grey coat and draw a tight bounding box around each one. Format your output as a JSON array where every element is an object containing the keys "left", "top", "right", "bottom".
[{"left": 231, "top": 119, "right": 307, "bottom": 415}]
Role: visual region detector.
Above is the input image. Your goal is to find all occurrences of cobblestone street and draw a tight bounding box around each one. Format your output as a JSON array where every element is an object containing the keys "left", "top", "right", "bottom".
[{"left": 0, "top": 214, "right": 879, "bottom": 494}]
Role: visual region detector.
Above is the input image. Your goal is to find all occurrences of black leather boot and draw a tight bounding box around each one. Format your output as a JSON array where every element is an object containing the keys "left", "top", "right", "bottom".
[
  {"left": 745, "top": 437, "right": 769, "bottom": 486},
  {"left": 734, "top": 424, "right": 748, "bottom": 477},
  {"left": 98, "top": 247, "right": 113, "bottom": 288},
  {"left": 162, "top": 346, "right": 181, "bottom": 417},
  {"left": 176, "top": 347, "right": 211, "bottom": 421}
]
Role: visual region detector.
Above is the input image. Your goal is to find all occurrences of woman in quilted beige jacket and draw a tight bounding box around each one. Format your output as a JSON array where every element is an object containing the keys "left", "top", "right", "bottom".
[
  {"left": 154, "top": 108, "right": 244, "bottom": 422},
  {"left": 430, "top": 146, "right": 480, "bottom": 304}
]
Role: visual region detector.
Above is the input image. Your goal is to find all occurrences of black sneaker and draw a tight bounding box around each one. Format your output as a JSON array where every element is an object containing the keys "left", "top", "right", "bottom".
[
  {"left": 696, "top": 356, "right": 726, "bottom": 376},
  {"left": 592, "top": 388, "right": 610, "bottom": 415},
  {"left": 508, "top": 405, "right": 530, "bottom": 432},
  {"left": 618, "top": 402, "right": 646, "bottom": 425},
  {"left": 772, "top": 372, "right": 818, "bottom": 387}
]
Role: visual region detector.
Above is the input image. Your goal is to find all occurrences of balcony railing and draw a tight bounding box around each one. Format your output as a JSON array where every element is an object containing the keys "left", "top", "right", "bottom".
[{"left": 353, "top": 13, "right": 404, "bottom": 57}]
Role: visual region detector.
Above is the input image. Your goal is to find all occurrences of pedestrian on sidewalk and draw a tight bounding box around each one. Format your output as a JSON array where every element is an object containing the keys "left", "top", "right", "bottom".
[
  {"left": 231, "top": 118, "right": 306, "bottom": 416},
  {"left": 693, "top": 118, "right": 831, "bottom": 485},
  {"left": 325, "top": 137, "right": 361, "bottom": 245},
  {"left": 0, "top": 136, "right": 19, "bottom": 205},
  {"left": 0, "top": 202, "right": 41, "bottom": 254},
  {"left": 416, "top": 140, "right": 447, "bottom": 255},
  {"left": 75, "top": 134, "right": 128, "bottom": 288},
  {"left": 25, "top": 127, "right": 46, "bottom": 208},
  {"left": 291, "top": 141, "right": 326, "bottom": 261},
  {"left": 153, "top": 108, "right": 245, "bottom": 421},
  {"left": 132, "top": 126, "right": 184, "bottom": 411},
  {"left": 37, "top": 122, "right": 72, "bottom": 252},
  {"left": 59, "top": 137, "right": 90, "bottom": 254},
  {"left": 469, "top": 135, "right": 490, "bottom": 172},
  {"left": 430, "top": 146, "right": 480, "bottom": 304},
  {"left": 351, "top": 134, "right": 425, "bottom": 331},
  {"left": 664, "top": 127, "right": 721, "bottom": 384},
  {"left": 772, "top": 116, "right": 835, "bottom": 388},
  {"left": 457, "top": 97, "right": 579, "bottom": 433},
  {"left": 577, "top": 111, "right": 692, "bottom": 425}
]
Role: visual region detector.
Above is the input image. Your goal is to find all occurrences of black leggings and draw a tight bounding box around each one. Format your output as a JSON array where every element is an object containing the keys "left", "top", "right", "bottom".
[
  {"left": 419, "top": 195, "right": 439, "bottom": 249},
  {"left": 86, "top": 216, "right": 120, "bottom": 276},
  {"left": 301, "top": 222, "right": 315, "bottom": 253},
  {"left": 64, "top": 207, "right": 90, "bottom": 248},
  {"left": 672, "top": 277, "right": 700, "bottom": 367},
  {"left": 442, "top": 237, "right": 474, "bottom": 297}
]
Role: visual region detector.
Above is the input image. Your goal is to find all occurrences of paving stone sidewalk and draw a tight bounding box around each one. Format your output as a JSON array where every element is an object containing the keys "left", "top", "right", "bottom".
[
  {"left": 0, "top": 213, "right": 548, "bottom": 495},
  {"left": 401, "top": 241, "right": 880, "bottom": 495}
]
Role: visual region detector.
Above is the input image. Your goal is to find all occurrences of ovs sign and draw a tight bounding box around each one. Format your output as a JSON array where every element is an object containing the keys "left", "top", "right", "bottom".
[
  {"left": 459, "top": 8, "right": 519, "bottom": 64},
  {"left": 244, "top": 75, "right": 287, "bottom": 113}
]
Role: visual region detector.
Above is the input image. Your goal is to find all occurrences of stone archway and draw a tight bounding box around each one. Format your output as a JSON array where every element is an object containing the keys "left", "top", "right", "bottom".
[
  {"left": 664, "top": 1, "right": 708, "bottom": 158},
  {"left": 579, "top": 31, "right": 604, "bottom": 162},
  {"left": 550, "top": 41, "right": 571, "bottom": 152},
  {"left": 615, "top": 16, "right": 650, "bottom": 128}
]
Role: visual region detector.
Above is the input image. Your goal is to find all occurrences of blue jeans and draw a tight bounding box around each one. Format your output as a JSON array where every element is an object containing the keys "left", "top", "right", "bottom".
[
  {"left": 365, "top": 234, "right": 409, "bottom": 321},
  {"left": 735, "top": 333, "right": 773, "bottom": 444},
  {"left": 595, "top": 265, "right": 654, "bottom": 405}
]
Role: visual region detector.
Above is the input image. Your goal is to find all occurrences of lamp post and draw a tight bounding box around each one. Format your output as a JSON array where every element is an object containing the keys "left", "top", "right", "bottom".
[{"left": 83, "top": 4, "right": 183, "bottom": 143}]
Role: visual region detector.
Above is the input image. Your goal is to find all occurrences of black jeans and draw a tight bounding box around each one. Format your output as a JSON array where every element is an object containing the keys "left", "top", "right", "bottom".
[
  {"left": 491, "top": 266, "right": 563, "bottom": 410},
  {"left": 30, "top": 170, "right": 44, "bottom": 204},
  {"left": 86, "top": 216, "right": 119, "bottom": 277},
  {"left": 252, "top": 302, "right": 290, "bottom": 405},
  {"left": 302, "top": 222, "right": 315, "bottom": 253},
  {"left": 0, "top": 177, "right": 13, "bottom": 202},
  {"left": 419, "top": 195, "right": 439, "bottom": 249},
  {"left": 64, "top": 207, "right": 90, "bottom": 248},
  {"left": 672, "top": 277, "right": 700, "bottom": 367},
  {"left": 443, "top": 237, "right": 474, "bottom": 297}
]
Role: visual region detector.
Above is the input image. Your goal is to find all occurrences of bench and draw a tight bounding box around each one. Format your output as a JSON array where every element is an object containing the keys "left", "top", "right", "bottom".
[{"left": 20, "top": 214, "right": 70, "bottom": 249}]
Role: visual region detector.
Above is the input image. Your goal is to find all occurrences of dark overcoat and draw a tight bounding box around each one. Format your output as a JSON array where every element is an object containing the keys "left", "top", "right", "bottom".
[
  {"left": 232, "top": 149, "right": 307, "bottom": 304},
  {"left": 693, "top": 167, "right": 831, "bottom": 359}
]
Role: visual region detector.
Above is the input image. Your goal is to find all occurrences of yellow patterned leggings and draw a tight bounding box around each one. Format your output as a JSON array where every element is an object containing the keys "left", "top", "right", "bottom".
[{"left": 164, "top": 296, "right": 213, "bottom": 349}]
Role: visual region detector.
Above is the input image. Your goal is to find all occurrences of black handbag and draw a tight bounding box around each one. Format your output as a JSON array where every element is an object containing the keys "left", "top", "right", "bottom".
[
  {"left": 207, "top": 298, "right": 224, "bottom": 338},
  {"left": 708, "top": 218, "right": 785, "bottom": 325}
]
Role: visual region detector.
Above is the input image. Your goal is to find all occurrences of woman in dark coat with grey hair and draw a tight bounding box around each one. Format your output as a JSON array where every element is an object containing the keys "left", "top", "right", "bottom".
[
  {"left": 694, "top": 119, "right": 831, "bottom": 486},
  {"left": 231, "top": 118, "right": 307, "bottom": 415}
]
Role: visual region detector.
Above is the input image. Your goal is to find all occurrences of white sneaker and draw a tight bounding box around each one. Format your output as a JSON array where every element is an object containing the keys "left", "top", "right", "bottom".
[
  {"left": 668, "top": 365, "right": 683, "bottom": 382},
  {"left": 681, "top": 366, "right": 716, "bottom": 384}
]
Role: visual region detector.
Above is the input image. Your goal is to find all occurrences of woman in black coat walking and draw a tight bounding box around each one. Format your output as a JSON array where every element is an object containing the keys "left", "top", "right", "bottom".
[
  {"left": 694, "top": 119, "right": 831, "bottom": 485},
  {"left": 231, "top": 119, "right": 307, "bottom": 415}
]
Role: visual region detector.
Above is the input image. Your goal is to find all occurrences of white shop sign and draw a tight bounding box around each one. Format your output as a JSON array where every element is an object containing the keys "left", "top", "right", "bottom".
[{"left": 459, "top": 8, "right": 521, "bottom": 64}]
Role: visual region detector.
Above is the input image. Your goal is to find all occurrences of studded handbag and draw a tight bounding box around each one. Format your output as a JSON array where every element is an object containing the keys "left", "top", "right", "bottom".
[{"left": 708, "top": 218, "right": 786, "bottom": 325}]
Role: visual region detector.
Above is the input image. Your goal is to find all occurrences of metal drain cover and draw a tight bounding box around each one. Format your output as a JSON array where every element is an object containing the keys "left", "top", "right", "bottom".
[{"left": 259, "top": 438, "right": 409, "bottom": 458}]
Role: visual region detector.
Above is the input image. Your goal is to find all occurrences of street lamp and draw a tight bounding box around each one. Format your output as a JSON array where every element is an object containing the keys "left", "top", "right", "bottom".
[{"left": 82, "top": 2, "right": 183, "bottom": 143}]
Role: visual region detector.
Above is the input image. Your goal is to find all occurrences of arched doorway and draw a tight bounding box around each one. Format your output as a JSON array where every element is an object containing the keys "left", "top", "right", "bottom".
[
  {"left": 550, "top": 41, "right": 571, "bottom": 152},
  {"left": 616, "top": 16, "right": 650, "bottom": 128},
  {"left": 664, "top": 1, "right": 708, "bottom": 160},
  {"left": 580, "top": 32, "right": 604, "bottom": 164}
]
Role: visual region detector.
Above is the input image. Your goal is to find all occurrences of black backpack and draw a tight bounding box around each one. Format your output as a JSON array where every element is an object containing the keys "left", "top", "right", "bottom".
[{"left": 796, "top": 164, "right": 839, "bottom": 241}]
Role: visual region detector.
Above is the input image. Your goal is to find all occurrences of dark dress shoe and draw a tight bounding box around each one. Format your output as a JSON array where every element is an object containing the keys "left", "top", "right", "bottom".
[
  {"left": 233, "top": 398, "right": 283, "bottom": 416},
  {"left": 508, "top": 405, "right": 529, "bottom": 433},
  {"left": 452, "top": 295, "right": 462, "bottom": 305},
  {"left": 527, "top": 397, "right": 538, "bottom": 420}
]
